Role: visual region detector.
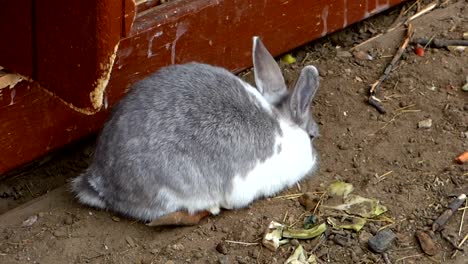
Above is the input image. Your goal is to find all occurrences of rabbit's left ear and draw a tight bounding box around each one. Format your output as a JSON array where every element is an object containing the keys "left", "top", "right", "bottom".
[
  {"left": 289, "top": 66, "right": 319, "bottom": 123},
  {"left": 252, "top": 36, "right": 287, "bottom": 104}
]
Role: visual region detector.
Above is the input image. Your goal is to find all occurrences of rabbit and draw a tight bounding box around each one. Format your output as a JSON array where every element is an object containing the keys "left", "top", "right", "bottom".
[{"left": 71, "top": 36, "right": 320, "bottom": 225}]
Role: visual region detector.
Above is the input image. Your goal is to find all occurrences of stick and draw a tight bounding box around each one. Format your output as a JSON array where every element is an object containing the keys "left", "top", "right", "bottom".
[
  {"left": 367, "top": 23, "right": 413, "bottom": 113},
  {"left": 405, "top": 2, "right": 437, "bottom": 24},
  {"left": 412, "top": 38, "right": 468, "bottom": 48},
  {"left": 432, "top": 194, "right": 467, "bottom": 232},
  {"left": 441, "top": 231, "right": 463, "bottom": 251},
  {"left": 459, "top": 199, "right": 467, "bottom": 236},
  {"left": 383, "top": 252, "right": 392, "bottom": 264},
  {"left": 452, "top": 233, "right": 468, "bottom": 258},
  {"left": 224, "top": 240, "right": 259, "bottom": 246}
]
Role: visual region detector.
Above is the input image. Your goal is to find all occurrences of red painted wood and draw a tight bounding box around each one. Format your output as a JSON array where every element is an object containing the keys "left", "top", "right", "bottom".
[
  {"left": 107, "top": 0, "right": 405, "bottom": 104},
  {"left": 0, "top": 0, "right": 33, "bottom": 77},
  {"left": 34, "top": 0, "right": 136, "bottom": 112},
  {"left": 0, "top": 0, "right": 406, "bottom": 176}
]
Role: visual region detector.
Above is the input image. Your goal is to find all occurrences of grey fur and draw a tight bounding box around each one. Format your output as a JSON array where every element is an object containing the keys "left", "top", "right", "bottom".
[{"left": 71, "top": 37, "right": 320, "bottom": 222}]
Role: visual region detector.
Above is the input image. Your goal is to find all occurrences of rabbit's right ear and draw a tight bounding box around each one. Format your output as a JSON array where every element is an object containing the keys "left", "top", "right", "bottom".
[{"left": 252, "top": 36, "right": 287, "bottom": 104}]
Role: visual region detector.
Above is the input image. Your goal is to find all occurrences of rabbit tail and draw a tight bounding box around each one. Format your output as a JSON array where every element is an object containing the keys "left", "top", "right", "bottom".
[{"left": 71, "top": 172, "right": 106, "bottom": 209}]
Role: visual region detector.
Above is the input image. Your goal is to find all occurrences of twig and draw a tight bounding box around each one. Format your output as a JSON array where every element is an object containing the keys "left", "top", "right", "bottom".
[
  {"left": 395, "top": 254, "right": 423, "bottom": 263},
  {"left": 368, "top": 23, "right": 413, "bottom": 113},
  {"left": 412, "top": 38, "right": 468, "bottom": 48},
  {"left": 405, "top": 2, "right": 437, "bottom": 24},
  {"left": 376, "top": 170, "right": 394, "bottom": 183},
  {"left": 310, "top": 234, "right": 326, "bottom": 253},
  {"left": 224, "top": 240, "right": 259, "bottom": 246},
  {"left": 452, "top": 233, "right": 468, "bottom": 258},
  {"left": 459, "top": 199, "right": 467, "bottom": 236},
  {"left": 370, "top": 109, "right": 421, "bottom": 135},
  {"left": 273, "top": 193, "right": 304, "bottom": 200},
  {"left": 441, "top": 231, "right": 463, "bottom": 251},
  {"left": 432, "top": 194, "right": 467, "bottom": 232},
  {"left": 383, "top": 252, "right": 392, "bottom": 264}
]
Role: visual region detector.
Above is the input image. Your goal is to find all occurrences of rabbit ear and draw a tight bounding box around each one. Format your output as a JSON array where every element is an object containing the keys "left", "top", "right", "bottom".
[
  {"left": 289, "top": 66, "right": 319, "bottom": 123},
  {"left": 252, "top": 36, "right": 287, "bottom": 104}
]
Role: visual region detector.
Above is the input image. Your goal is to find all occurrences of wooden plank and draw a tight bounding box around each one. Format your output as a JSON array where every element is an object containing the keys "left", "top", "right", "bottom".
[
  {"left": 0, "top": 0, "right": 406, "bottom": 175},
  {"left": 34, "top": 0, "right": 136, "bottom": 113},
  {"left": 106, "top": 0, "right": 406, "bottom": 104},
  {"left": 0, "top": 0, "right": 34, "bottom": 77},
  {"left": 0, "top": 81, "right": 108, "bottom": 174}
]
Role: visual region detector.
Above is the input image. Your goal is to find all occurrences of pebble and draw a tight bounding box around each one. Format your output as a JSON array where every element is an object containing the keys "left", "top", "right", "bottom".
[
  {"left": 218, "top": 255, "right": 229, "bottom": 264},
  {"left": 63, "top": 215, "right": 73, "bottom": 225},
  {"left": 290, "top": 239, "right": 300, "bottom": 247},
  {"left": 172, "top": 243, "right": 184, "bottom": 251},
  {"left": 193, "top": 252, "right": 203, "bottom": 259},
  {"left": 368, "top": 229, "right": 396, "bottom": 253},
  {"left": 216, "top": 242, "right": 228, "bottom": 255},
  {"left": 236, "top": 256, "right": 250, "bottom": 264},
  {"left": 333, "top": 234, "right": 350, "bottom": 247},
  {"left": 415, "top": 230, "right": 438, "bottom": 256},
  {"left": 353, "top": 50, "right": 373, "bottom": 61},
  {"left": 358, "top": 231, "right": 373, "bottom": 244},
  {"left": 126, "top": 236, "right": 136, "bottom": 247},
  {"left": 337, "top": 50, "right": 352, "bottom": 58},
  {"left": 53, "top": 228, "right": 68, "bottom": 238},
  {"left": 417, "top": 119, "right": 432, "bottom": 129},
  {"left": 22, "top": 215, "right": 38, "bottom": 227},
  {"left": 112, "top": 216, "right": 121, "bottom": 222}
]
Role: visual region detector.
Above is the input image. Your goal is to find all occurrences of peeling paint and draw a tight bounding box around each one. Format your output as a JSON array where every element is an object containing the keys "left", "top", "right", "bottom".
[
  {"left": 9, "top": 88, "right": 15, "bottom": 106},
  {"left": 343, "top": 0, "right": 348, "bottom": 27},
  {"left": 89, "top": 42, "right": 119, "bottom": 111},
  {"left": 171, "top": 22, "right": 188, "bottom": 64},
  {"left": 147, "top": 31, "right": 164, "bottom": 58},
  {"left": 0, "top": 72, "right": 27, "bottom": 90},
  {"left": 321, "top": 6, "right": 329, "bottom": 36}
]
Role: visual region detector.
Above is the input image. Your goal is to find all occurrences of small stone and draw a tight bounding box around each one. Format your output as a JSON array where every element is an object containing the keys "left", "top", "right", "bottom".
[
  {"left": 216, "top": 242, "right": 228, "bottom": 255},
  {"left": 221, "top": 227, "right": 230, "bottom": 233},
  {"left": 236, "top": 256, "right": 250, "bottom": 264},
  {"left": 126, "top": 236, "right": 136, "bottom": 247},
  {"left": 333, "top": 234, "right": 350, "bottom": 247},
  {"left": 38, "top": 212, "right": 45, "bottom": 218},
  {"left": 463, "top": 132, "right": 468, "bottom": 139},
  {"left": 63, "top": 215, "right": 73, "bottom": 225},
  {"left": 53, "top": 228, "right": 68, "bottom": 238},
  {"left": 112, "top": 216, "right": 121, "bottom": 222},
  {"left": 368, "top": 229, "right": 396, "bottom": 253},
  {"left": 193, "top": 252, "right": 203, "bottom": 259},
  {"left": 22, "top": 215, "right": 38, "bottom": 227},
  {"left": 417, "top": 119, "right": 432, "bottom": 129},
  {"left": 290, "top": 239, "right": 300, "bottom": 247},
  {"left": 353, "top": 50, "right": 373, "bottom": 61},
  {"left": 358, "top": 231, "right": 373, "bottom": 244},
  {"left": 415, "top": 230, "right": 438, "bottom": 256},
  {"left": 337, "top": 50, "right": 352, "bottom": 58},
  {"left": 218, "top": 255, "right": 229, "bottom": 264},
  {"left": 344, "top": 68, "right": 352, "bottom": 74},
  {"left": 172, "top": 243, "right": 184, "bottom": 251},
  {"left": 298, "top": 193, "right": 319, "bottom": 211}
]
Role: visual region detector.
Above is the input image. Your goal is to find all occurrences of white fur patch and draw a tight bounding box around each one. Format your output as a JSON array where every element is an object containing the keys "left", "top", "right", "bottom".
[
  {"left": 239, "top": 80, "right": 272, "bottom": 112},
  {"left": 224, "top": 120, "right": 316, "bottom": 209}
]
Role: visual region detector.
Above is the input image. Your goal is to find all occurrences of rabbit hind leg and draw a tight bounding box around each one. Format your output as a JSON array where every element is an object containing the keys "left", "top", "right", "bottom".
[{"left": 146, "top": 210, "right": 211, "bottom": 226}]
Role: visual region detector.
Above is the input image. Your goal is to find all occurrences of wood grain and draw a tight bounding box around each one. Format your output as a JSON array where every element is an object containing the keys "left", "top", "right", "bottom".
[{"left": 0, "top": 0, "right": 406, "bottom": 175}]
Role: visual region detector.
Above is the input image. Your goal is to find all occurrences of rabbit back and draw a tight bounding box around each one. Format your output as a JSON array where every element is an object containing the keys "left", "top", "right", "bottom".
[{"left": 72, "top": 63, "right": 284, "bottom": 221}]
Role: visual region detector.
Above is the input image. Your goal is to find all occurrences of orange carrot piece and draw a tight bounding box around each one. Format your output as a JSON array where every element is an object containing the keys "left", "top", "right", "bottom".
[{"left": 455, "top": 152, "right": 468, "bottom": 164}]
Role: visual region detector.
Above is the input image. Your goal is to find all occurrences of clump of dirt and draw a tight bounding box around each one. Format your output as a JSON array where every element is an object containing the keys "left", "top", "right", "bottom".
[{"left": 0, "top": 1, "right": 467, "bottom": 264}]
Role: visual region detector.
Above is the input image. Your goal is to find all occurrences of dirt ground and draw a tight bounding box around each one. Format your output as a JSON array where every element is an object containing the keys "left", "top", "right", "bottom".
[{"left": 1, "top": 1, "right": 467, "bottom": 263}]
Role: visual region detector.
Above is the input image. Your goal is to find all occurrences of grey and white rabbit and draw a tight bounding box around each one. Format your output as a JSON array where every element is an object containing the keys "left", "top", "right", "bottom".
[{"left": 71, "top": 36, "right": 320, "bottom": 223}]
